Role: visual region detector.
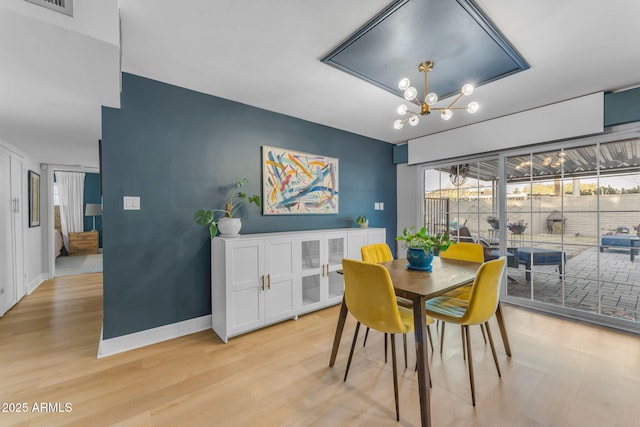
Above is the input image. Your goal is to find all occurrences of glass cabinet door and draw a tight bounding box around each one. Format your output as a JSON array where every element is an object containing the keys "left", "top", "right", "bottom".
[
  {"left": 301, "top": 238, "right": 321, "bottom": 272},
  {"left": 326, "top": 235, "right": 345, "bottom": 270},
  {"left": 300, "top": 238, "right": 322, "bottom": 307}
]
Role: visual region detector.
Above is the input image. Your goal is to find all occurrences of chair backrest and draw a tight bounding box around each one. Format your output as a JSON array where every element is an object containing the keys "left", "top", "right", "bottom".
[
  {"left": 461, "top": 257, "right": 507, "bottom": 325},
  {"left": 342, "top": 258, "right": 409, "bottom": 334},
  {"left": 451, "top": 226, "right": 475, "bottom": 243},
  {"left": 440, "top": 242, "right": 484, "bottom": 263},
  {"left": 361, "top": 243, "right": 393, "bottom": 263}
]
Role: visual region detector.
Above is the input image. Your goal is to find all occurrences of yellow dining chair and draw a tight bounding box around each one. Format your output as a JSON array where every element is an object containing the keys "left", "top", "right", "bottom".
[
  {"left": 342, "top": 258, "right": 413, "bottom": 422},
  {"left": 438, "top": 242, "right": 487, "bottom": 351},
  {"left": 360, "top": 243, "right": 435, "bottom": 364},
  {"left": 426, "top": 257, "right": 507, "bottom": 406}
]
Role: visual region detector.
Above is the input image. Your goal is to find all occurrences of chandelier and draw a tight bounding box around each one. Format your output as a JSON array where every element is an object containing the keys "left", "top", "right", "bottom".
[{"left": 393, "top": 61, "right": 479, "bottom": 129}]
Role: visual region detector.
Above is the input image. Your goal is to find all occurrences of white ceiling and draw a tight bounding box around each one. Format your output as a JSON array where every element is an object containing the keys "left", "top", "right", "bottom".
[{"left": 2, "top": 0, "right": 640, "bottom": 168}]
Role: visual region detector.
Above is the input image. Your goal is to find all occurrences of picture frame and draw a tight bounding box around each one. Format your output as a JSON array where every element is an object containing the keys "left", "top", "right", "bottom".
[
  {"left": 28, "top": 170, "right": 40, "bottom": 227},
  {"left": 262, "top": 146, "right": 339, "bottom": 215}
]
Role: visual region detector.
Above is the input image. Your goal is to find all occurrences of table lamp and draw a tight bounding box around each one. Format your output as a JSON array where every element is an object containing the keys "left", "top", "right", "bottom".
[{"left": 85, "top": 203, "right": 102, "bottom": 231}]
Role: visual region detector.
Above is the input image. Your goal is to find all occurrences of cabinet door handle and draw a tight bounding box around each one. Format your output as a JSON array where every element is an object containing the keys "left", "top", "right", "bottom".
[
  {"left": 260, "top": 275, "right": 265, "bottom": 291},
  {"left": 267, "top": 274, "right": 271, "bottom": 290},
  {"left": 12, "top": 198, "right": 18, "bottom": 213}
]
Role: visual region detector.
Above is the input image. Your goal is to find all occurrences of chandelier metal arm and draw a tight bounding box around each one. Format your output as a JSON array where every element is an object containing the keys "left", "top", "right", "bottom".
[
  {"left": 432, "top": 106, "right": 470, "bottom": 112},
  {"left": 423, "top": 62, "right": 429, "bottom": 103},
  {"left": 446, "top": 92, "right": 465, "bottom": 109}
]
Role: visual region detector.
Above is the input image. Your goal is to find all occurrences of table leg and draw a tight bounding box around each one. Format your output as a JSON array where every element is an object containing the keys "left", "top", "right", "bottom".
[
  {"left": 413, "top": 297, "right": 431, "bottom": 427},
  {"left": 494, "top": 302, "right": 512, "bottom": 357},
  {"left": 329, "top": 296, "right": 349, "bottom": 367},
  {"left": 631, "top": 241, "right": 636, "bottom": 262}
]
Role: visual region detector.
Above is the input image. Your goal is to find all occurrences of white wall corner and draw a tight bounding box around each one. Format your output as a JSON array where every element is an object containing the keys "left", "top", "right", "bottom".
[
  {"left": 97, "top": 315, "right": 213, "bottom": 359},
  {"left": 396, "top": 163, "right": 420, "bottom": 258}
]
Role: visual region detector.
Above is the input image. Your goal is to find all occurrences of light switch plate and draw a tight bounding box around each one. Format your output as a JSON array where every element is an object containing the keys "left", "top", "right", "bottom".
[{"left": 123, "top": 196, "right": 140, "bottom": 210}]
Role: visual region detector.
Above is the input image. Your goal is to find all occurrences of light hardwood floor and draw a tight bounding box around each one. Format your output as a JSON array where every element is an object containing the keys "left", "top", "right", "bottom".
[{"left": 1, "top": 274, "right": 640, "bottom": 426}]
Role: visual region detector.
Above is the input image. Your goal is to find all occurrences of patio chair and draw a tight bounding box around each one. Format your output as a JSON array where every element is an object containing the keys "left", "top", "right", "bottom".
[{"left": 450, "top": 226, "right": 475, "bottom": 243}]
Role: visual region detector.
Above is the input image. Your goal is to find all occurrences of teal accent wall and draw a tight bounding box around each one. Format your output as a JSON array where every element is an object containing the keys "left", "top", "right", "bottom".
[
  {"left": 82, "top": 172, "right": 102, "bottom": 247},
  {"left": 604, "top": 87, "right": 640, "bottom": 127},
  {"left": 101, "top": 73, "right": 397, "bottom": 339},
  {"left": 393, "top": 144, "right": 408, "bottom": 164}
]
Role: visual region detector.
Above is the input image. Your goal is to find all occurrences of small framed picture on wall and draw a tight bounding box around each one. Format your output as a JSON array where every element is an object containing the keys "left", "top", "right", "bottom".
[{"left": 28, "top": 170, "right": 40, "bottom": 227}]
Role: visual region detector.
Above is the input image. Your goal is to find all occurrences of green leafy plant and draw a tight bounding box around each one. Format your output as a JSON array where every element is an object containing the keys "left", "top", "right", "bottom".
[
  {"left": 395, "top": 226, "right": 453, "bottom": 254},
  {"left": 194, "top": 178, "right": 261, "bottom": 238},
  {"left": 356, "top": 216, "right": 368, "bottom": 225}
]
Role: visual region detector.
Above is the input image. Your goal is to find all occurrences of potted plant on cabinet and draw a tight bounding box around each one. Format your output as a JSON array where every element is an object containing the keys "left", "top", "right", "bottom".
[
  {"left": 356, "top": 216, "right": 368, "bottom": 228},
  {"left": 396, "top": 227, "right": 453, "bottom": 272},
  {"left": 194, "top": 178, "right": 261, "bottom": 238}
]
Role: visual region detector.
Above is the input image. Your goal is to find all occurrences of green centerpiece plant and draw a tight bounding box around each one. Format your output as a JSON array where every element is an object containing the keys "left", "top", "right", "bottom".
[
  {"left": 194, "top": 178, "right": 261, "bottom": 238},
  {"left": 396, "top": 226, "right": 454, "bottom": 271}
]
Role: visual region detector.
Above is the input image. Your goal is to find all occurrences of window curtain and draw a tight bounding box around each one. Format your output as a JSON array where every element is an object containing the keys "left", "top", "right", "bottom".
[{"left": 54, "top": 171, "right": 85, "bottom": 249}]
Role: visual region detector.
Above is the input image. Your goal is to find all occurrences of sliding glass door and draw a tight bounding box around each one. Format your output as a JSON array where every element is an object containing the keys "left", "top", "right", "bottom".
[
  {"left": 505, "top": 139, "right": 640, "bottom": 325},
  {"left": 421, "top": 137, "right": 640, "bottom": 330},
  {"left": 423, "top": 157, "right": 499, "bottom": 244}
]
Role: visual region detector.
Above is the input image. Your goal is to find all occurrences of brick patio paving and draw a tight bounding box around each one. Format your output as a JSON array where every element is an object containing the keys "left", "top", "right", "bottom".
[{"left": 506, "top": 245, "right": 640, "bottom": 321}]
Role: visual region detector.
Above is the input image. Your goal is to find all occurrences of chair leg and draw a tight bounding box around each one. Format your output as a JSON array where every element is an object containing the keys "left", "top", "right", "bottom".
[
  {"left": 344, "top": 322, "right": 361, "bottom": 382},
  {"left": 439, "top": 322, "right": 446, "bottom": 354},
  {"left": 403, "top": 334, "right": 408, "bottom": 369},
  {"left": 484, "top": 321, "right": 501, "bottom": 377},
  {"left": 463, "top": 325, "right": 476, "bottom": 406},
  {"left": 390, "top": 333, "right": 400, "bottom": 422},
  {"left": 479, "top": 323, "right": 488, "bottom": 344},
  {"left": 384, "top": 333, "right": 388, "bottom": 363},
  {"left": 363, "top": 327, "right": 370, "bottom": 347},
  {"left": 426, "top": 324, "right": 434, "bottom": 353}
]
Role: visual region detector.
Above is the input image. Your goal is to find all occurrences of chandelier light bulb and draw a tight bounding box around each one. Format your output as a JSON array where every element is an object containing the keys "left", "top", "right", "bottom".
[
  {"left": 441, "top": 109, "right": 453, "bottom": 120},
  {"left": 461, "top": 84, "right": 474, "bottom": 96},
  {"left": 403, "top": 87, "right": 417, "bottom": 101},
  {"left": 398, "top": 78, "right": 411, "bottom": 91},
  {"left": 393, "top": 119, "right": 404, "bottom": 130},
  {"left": 467, "top": 102, "right": 479, "bottom": 114},
  {"left": 397, "top": 104, "right": 408, "bottom": 115},
  {"left": 408, "top": 115, "right": 419, "bottom": 126},
  {"left": 425, "top": 92, "right": 438, "bottom": 106}
]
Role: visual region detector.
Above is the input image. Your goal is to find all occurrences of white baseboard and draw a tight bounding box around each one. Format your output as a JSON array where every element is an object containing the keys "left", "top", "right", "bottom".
[
  {"left": 97, "top": 315, "right": 212, "bottom": 358},
  {"left": 26, "top": 274, "right": 45, "bottom": 295}
]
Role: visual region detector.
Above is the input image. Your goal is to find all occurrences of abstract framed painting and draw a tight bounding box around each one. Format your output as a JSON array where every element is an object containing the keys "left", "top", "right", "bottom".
[{"left": 262, "top": 146, "right": 339, "bottom": 215}]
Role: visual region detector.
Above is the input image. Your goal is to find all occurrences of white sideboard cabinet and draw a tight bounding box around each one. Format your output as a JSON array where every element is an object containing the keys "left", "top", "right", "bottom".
[{"left": 211, "top": 227, "right": 386, "bottom": 342}]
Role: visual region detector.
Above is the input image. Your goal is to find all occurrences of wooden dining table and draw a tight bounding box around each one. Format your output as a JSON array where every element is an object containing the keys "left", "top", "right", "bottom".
[{"left": 329, "top": 257, "right": 512, "bottom": 427}]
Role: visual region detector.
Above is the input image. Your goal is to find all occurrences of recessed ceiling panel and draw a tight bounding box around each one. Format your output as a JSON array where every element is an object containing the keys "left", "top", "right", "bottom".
[{"left": 322, "top": 0, "right": 529, "bottom": 100}]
